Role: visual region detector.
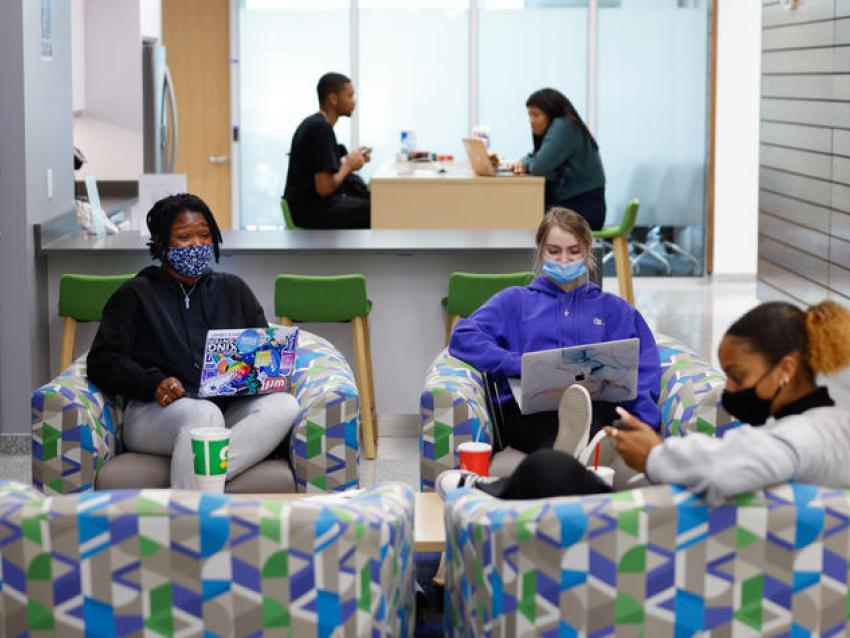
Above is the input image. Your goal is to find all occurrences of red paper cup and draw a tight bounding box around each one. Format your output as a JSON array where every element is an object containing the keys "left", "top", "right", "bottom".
[{"left": 458, "top": 441, "right": 492, "bottom": 476}]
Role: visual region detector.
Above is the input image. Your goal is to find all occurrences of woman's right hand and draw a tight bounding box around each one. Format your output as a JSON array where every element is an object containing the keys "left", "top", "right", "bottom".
[
  {"left": 604, "top": 407, "right": 661, "bottom": 473},
  {"left": 155, "top": 376, "right": 185, "bottom": 407},
  {"left": 509, "top": 161, "right": 527, "bottom": 175}
]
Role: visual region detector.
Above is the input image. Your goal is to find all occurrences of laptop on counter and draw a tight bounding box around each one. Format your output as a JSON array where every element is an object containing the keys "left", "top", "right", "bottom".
[
  {"left": 462, "top": 137, "right": 514, "bottom": 177},
  {"left": 508, "top": 338, "right": 640, "bottom": 415},
  {"left": 199, "top": 326, "right": 299, "bottom": 398}
]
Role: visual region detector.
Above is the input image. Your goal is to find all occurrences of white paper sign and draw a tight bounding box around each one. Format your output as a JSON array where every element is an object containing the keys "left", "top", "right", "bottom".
[{"left": 131, "top": 173, "right": 188, "bottom": 235}]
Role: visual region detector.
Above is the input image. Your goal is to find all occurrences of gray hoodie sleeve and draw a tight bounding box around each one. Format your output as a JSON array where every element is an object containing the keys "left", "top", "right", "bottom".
[{"left": 645, "top": 426, "right": 800, "bottom": 507}]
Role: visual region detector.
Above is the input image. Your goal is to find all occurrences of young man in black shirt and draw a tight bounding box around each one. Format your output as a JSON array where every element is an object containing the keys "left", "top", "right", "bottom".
[{"left": 283, "top": 72, "right": 371, "bottom": 229}]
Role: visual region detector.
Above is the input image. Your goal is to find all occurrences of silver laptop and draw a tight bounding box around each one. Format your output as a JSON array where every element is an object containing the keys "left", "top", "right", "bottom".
[
  {"left": 508, "top": 338, "right": 640, "bottom": 415},
  {"left": 462, "top": 137, "right": 513, "bottom": 177}
]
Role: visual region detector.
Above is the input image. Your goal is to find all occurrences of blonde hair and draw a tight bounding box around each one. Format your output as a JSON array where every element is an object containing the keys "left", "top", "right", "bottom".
[
  {"left": 805, "top": 301, "right": 850, "bottom": 374},
  {"left": 533, "top": 207, "right": 596, "bottom": 276}
]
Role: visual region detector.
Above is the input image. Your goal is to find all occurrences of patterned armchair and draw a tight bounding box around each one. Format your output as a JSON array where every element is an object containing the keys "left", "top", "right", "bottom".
[
  {"left": 444, "top": 482, "right": 850, "bottom": 636},
  {"left": 0, "top": 480, "right": 414, "bottom": 637},
  {"left": 419, "top": 334, "right": 740, "bottom": 490},
  {"left": 32, "top": 330, "right": 360, "bottom": 494}
]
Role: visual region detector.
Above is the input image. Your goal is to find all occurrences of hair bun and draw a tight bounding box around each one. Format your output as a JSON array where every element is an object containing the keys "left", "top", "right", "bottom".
[{"left": 805, "top": 301, "right": 850, "bottom": 374}]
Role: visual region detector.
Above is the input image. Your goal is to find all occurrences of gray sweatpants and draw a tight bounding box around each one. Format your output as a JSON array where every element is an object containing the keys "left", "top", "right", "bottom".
[{"left": 123, "top": 393, "right": 300, "bottom": 489}]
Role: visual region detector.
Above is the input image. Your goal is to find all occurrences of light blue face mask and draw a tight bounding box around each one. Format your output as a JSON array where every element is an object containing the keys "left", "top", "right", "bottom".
[{"left": 542, "top": 258, "right": 587, "bottom": 285}]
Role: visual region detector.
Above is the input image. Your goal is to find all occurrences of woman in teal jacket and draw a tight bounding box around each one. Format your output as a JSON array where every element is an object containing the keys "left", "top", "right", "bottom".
[{"left": 512, "top": 88, "right": 606, "bottom": 230}]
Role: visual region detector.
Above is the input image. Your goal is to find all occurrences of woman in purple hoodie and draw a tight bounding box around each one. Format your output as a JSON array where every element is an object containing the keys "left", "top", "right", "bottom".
[{"left": 449, "top": 207, "right": 661, "bottom": 457}]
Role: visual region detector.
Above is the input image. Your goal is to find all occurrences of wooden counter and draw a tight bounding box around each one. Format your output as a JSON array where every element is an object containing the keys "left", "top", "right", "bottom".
[{"left": 370, "top": 161, "right": 544, "bottom": 230}]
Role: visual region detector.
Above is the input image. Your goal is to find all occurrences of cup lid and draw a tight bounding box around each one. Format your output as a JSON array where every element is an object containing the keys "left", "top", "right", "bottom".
[
  {"left": 190, "top": 427, "right": 230, "bottom": 440},
  {"left": 457, "top": 441, "right": 491, "bottom": 452}
]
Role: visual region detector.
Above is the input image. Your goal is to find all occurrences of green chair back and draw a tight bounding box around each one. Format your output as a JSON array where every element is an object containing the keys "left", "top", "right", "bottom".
[
  {"left": 443, "top": 272, "right": 535, "bottom": 318},
  {"left": 280, "top": 198, "right": 302, "bottom": 230},
  {"left": 275, "top": 274, "right": 371, "bottom": 322},
  {"left": 592, "top": 198, "right": 640, "bottom": 241},
  {"left": 58, "top": 274, "right": 134, "bottom": 321}
]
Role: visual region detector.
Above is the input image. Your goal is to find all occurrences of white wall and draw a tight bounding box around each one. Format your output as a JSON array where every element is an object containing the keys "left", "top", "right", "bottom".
[
  {"left": 140, "top": 0, "right": 161, "bottom": 41},
  {"left": 73, "top": 0, "right": 143, "bottom": 181},
  {"left": 712, "top": 0, "right": 761, "bottom": 276},
  {"left": 0, "top": 0, "right": 74, "bottom": 434},
  {"left": 70, "top": 0, "right": 85, "bottom": 112}
]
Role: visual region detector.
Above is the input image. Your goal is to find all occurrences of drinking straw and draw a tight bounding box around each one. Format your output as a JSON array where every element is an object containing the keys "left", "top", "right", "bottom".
[{"left": 593, "top": 443, "right": 600, "bottom": 471}]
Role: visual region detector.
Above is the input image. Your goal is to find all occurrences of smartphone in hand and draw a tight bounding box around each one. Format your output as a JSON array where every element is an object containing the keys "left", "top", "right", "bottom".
[{"left": 610, "top": 418, "right": 633, "bottom": 431}]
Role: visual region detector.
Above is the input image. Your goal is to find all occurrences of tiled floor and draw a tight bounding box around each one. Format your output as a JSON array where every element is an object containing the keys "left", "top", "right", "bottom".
[{"left": 0, "top": 276, "right": 781, "bottom": 492}]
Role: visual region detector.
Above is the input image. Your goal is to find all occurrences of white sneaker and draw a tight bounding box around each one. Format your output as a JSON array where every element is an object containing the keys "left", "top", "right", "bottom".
[
  {"left": 553, "top": 384, "right": 592, "bottom": 456},
  {"left": 435, "top": 469, "right": 498, "bottom": 501}
]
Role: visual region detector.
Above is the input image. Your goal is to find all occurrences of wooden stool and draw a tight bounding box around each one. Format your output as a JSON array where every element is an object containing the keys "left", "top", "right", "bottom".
[
  {"left": 593, "top": 199, "right": 640, "bottom": 306},
  {"left": 58, "top": 274, "right": 134, "bottom": 372},
  {"left": 441, "top": 272, "right": 535, "bottom": 346},
  {"left": 279, "top": 198, "right": 303, "bottom": 230},
  {"left": 274, "top": 274, "right": 378, "bottom": 459}
]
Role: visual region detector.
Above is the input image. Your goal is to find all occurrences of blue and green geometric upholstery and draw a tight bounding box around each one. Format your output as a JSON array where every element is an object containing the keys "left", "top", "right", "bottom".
[
  {"left": 419, "top": 334, "right": 740, "bottom": 491},
  {"left": 0, "top": 480, "right": 414, "bottom": 636},
  {"left": 32, "top": 330, "right": 360, "bottom": 494},
  {"left": 444, "top": 481, "right": 849, "bottom": 636}
]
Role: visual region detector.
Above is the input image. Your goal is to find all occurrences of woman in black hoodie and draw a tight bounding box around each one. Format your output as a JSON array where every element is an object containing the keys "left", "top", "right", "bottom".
[{"left": 87, "top": 193, "right": 299, "bottom": 489}]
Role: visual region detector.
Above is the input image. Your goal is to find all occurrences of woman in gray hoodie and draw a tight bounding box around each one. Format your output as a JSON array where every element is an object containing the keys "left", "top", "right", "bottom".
[{"left": 437, "top": 300, "right": 850, "bottom": 504}]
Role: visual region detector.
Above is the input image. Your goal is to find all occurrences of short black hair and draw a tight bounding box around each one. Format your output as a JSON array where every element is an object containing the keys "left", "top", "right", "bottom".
[
  {"left": 317, "top": 72, "right": 351, "bottom": 106},
  {"left": 145, "top": 193, "right": 223, "bottom": 262}
]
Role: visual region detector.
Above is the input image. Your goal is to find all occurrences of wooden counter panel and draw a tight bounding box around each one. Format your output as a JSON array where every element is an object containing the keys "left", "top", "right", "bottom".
[{"left": 372, "top": 178, "right": 544, "bottom": 229}]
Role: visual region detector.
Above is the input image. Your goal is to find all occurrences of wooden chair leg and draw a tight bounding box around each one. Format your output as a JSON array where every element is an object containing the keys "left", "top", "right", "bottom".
[
  {"left": 363, "top": 316, "right": 377, "bottom": 442},
  {"left": 59, "top": 317, "right": 77, "bottom": 372},
  {"left": 352, "top": 316, "right": 377, "bottom": 459},
  {"left": 613, "top": 236, "right": 635, "bottom": 306},
  {"left": 278, "top": 316, "right": 294, "bottom": 327},
  {"left": 445, "top": 314, "right": 460, "bottom": 347}
]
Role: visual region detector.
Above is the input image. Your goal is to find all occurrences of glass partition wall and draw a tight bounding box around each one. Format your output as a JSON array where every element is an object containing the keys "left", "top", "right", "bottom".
[{"left": 237, "top": 0, "right": 712, "bottom": 276}]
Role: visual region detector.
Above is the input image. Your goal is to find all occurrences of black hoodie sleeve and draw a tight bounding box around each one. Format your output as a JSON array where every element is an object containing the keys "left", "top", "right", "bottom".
[{"left": 86, "top": 284, "right": 167, "bottom": 401}]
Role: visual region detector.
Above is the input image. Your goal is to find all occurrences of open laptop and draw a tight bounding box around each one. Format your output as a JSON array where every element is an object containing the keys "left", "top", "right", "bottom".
[
  {"left": 508, "top": 338, "right": 640, "bottom": 415},
  {"left": 462, "top": 137, "right": 513, "bottom": 177},
  {"left": 199, "top": 326, "right": 299, "bottom": 398}
]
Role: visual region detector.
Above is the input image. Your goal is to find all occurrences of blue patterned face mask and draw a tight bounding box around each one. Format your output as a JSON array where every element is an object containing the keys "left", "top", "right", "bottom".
[
  {"left": 166, "top": 244, "right": 213, "bottom": 279},
  {"left": 542, "top": 258, "right": 587, "bottom": 285}
]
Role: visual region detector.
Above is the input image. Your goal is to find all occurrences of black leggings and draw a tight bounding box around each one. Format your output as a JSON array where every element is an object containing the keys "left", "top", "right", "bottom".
[
  {"left": 496, "top": 399, "right": 618, "bottom": 455},
  {"left": 479, "top": 449, "right": 613, "bottom": 499},
  {"left": 552, "top": 187, "right": 606, "bottom": 231}
]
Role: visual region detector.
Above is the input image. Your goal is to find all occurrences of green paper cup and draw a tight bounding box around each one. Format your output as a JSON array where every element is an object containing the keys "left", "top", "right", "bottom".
[{"left": 190, "top": 427, "right": 230, "bottom": 492}]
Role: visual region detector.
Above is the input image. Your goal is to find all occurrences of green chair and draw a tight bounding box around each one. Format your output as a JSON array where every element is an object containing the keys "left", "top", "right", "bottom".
[
  {"left": 274, "top": 274, "right": 378, "bottom": 459},
  {"left": 442, "top": 272, "right": 535, "bottom": 345},
  {"left": 58, "top": 274, "right": 134, "bottom": 372},
  {"left": 592, "top": 198, "right": 639, "bottom": 306},
  {"left": 280, "top": 198, "right": 302, "bottom": 230}
]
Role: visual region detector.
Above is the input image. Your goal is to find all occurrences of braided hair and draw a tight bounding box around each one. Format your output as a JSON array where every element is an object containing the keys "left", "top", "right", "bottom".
[{"left": 145, "top": 193, "right": 223, "bottom": 263}]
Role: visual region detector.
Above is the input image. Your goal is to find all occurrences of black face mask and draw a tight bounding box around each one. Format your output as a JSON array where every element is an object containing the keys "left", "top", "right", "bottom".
[{"left": 721, "top": 366, "right": 783, "bottom": 426}]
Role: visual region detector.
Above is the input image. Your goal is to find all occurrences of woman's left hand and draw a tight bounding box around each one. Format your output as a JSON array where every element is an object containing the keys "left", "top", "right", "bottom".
[{"left": 604, "top": 407, "right": 662, "bottom": 473}]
